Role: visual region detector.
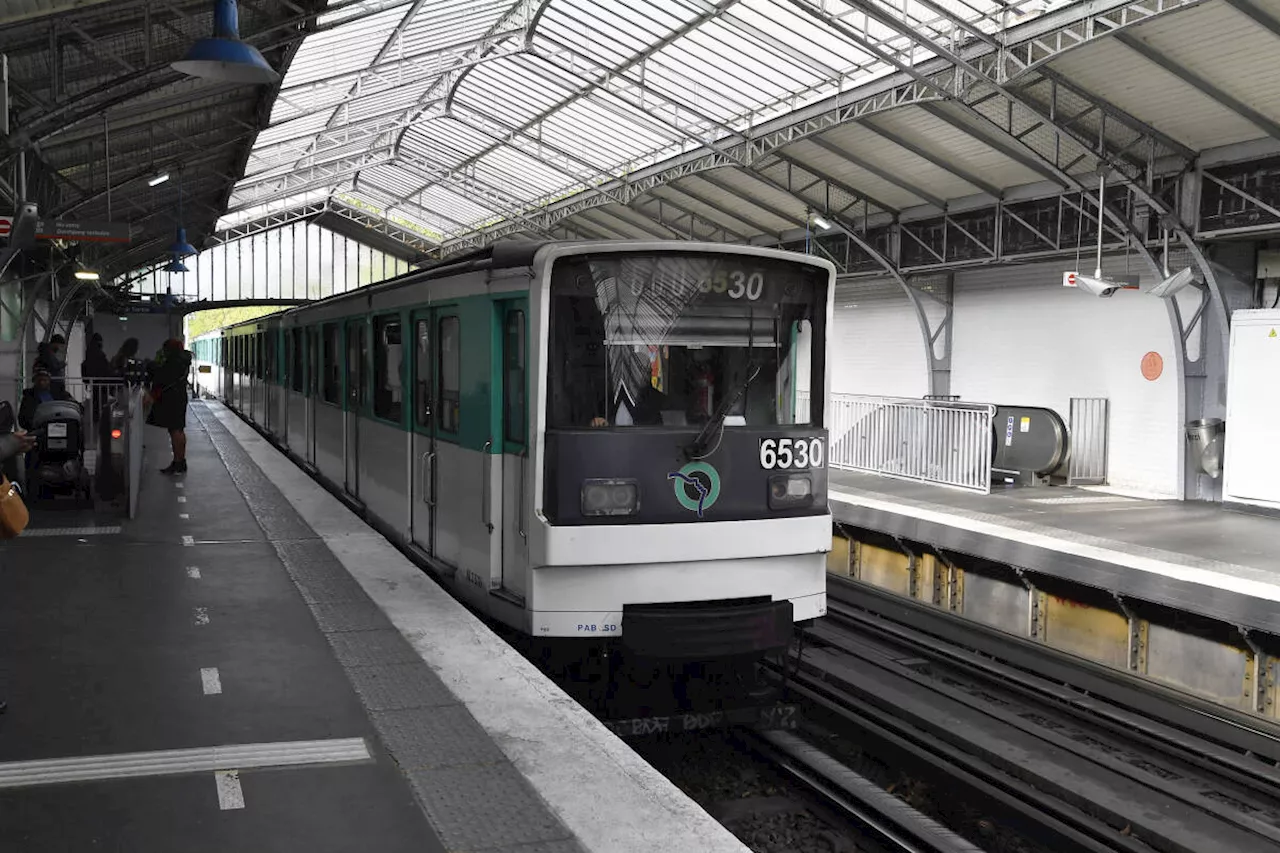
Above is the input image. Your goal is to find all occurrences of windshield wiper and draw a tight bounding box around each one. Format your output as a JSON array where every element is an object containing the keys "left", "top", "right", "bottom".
[{"left": 685, "top": 363, "right": 760, "bottom": 460}]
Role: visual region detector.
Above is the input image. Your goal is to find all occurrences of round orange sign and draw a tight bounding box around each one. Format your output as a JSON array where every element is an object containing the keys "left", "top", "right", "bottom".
[{"left": 1141, "top": 351, "right": 1163, "bottom": 381}]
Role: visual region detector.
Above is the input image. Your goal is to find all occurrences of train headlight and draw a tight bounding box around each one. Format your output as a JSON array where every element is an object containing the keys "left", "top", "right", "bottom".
[
  {"left": 581, "top": 478, "right": 640, "bottom": 517},
  {"left": 768, "top": 474, "right": 814, "bottom": 509}
]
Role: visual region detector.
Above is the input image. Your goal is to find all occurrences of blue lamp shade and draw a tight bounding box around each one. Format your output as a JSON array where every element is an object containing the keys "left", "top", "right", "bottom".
[
  {"left": 164, "top": 255, "right": 189, "bottom": 274},
  {"left": 169, "top": 227, "right": 197, "bottom": 258},
  {"left": 172, "top": 0, "right": 278, "bottom": 84}
]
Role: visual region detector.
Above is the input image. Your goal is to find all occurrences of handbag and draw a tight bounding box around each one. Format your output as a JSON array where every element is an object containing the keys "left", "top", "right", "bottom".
[{"left": 0, "top": 474, "right": 29, "bottom": 539}]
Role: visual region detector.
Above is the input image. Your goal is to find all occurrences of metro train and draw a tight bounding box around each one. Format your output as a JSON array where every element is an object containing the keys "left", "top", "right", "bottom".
[{"left": 192, "top": 240, "right": 833, "bottom": 666}]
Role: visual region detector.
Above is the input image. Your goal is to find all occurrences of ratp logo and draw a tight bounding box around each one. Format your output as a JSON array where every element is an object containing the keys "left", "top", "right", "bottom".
[{"left": 668, "top": 461, "right": 721, "bottom": 518}]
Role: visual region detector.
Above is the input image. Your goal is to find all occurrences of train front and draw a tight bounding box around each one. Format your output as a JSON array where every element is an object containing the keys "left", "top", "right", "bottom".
[{"left": 529, "top": 244, "right": 833, "bottom": 665}]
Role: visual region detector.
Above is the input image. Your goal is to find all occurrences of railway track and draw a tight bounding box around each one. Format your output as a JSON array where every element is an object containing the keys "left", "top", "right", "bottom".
[{"left": 782, "top": 576, "right": 1280, "bottom": 853}]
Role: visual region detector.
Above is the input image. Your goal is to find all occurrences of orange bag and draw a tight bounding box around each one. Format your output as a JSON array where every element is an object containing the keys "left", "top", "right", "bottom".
[{"left": 0, "top": 475, "right": 29, "bottom": 539}]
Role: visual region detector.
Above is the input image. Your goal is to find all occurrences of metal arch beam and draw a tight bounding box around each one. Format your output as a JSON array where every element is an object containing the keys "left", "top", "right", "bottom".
[
  {"left": 791, "top": 0, "right": 1215, "bottom": 496},
  {"left": 857, "top": 119, "right": 1004, "bottom": 199},
  {"left": 805, "top": 136, "right": 948, "bottom": 210},
  {"left": 1113, "top": 34, "right": 1280, "bottom": 141},
  {"left": 768, "top": 150, "right": 901, "bottom": 216}
]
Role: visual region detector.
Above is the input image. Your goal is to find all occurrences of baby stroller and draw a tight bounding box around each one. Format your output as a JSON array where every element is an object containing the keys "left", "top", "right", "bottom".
[{"left": 28, "top": 398, "right": 89, "bottom": 503}]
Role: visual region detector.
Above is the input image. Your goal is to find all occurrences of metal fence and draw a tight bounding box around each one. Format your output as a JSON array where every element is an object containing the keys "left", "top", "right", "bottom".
[
  {"left": 1067, "top": 397, "right": 1109, "bottom": 485},
  {"left": 829, "top": 394, "right": 996, "bottom": 493},
  {"left": 0, "top": 376, "right": 127, "bottom": 456}
]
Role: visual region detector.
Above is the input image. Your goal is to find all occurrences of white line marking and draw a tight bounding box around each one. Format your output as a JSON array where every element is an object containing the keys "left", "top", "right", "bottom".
[
  {"left": 177, "top": 496, "right": 187, "bottom": 503},
  {"left": 179, "top": 513, "right": 190, "bottom": 520},
  {"left": 201, "top": 668, "right": 222, "bottom": 695},
  {"left": 194, "top": 607, "right": 210, "bottom": 626},
  {"left": 215, "top": 770, "right": 244, "bottom": 810},
  {"left": 187, "top": 566, "right": 201, "bottom": 579},
  {"left": 182, "top": 535, "right": 194, "bottom": 546},
  {"left": 0, "top": 738, "right": 370, "bottom": 790},
  {"left": 175, "top": 482, "right": 184, "bottom": 489}
]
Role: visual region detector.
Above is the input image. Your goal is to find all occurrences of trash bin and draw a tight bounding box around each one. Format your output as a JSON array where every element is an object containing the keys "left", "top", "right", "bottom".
[{"left": 1186, "top": 418, "right": 1225, "bottom": 477}]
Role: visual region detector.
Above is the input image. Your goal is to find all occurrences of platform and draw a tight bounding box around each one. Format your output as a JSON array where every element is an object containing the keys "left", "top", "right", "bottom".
[
  {"left": 829, "top": 470, "right": 1280, "bottom": 634},
  {"left": 0, "top": 402, "right": 748, "bottom": 853}
]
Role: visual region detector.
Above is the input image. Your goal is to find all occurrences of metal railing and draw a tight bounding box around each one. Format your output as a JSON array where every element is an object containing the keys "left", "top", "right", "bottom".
[
  {"left": 1067, "top": 397, "right": 1109, "bottom": 486},
  {"left": 828, "top": 394, "right": 996, "bottom": 493},
  {"left": 0, "top": 376, "right": 127, "bottom": 455}
]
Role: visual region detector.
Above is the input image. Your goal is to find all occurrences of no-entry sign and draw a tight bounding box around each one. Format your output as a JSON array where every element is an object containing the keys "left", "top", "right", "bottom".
[{"left": 0, "top": 216, "right": 11, "bottom": 238}]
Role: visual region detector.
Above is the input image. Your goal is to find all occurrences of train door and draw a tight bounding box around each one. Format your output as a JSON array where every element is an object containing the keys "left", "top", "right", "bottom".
[
  {"left": 498, "top": 299, "right": 529, "bottom": 600},
  {"left": 410, "top": 310, "right": 436, "bottom": 558},
  {"left": 306, "top": 326, "right": 318, "bottom": 466},
  {"left": 344, "top": 318, "right": 365, "bottom": 499},
  {"left": 263, "top": 330, "right": 274, "bottom": 435}
]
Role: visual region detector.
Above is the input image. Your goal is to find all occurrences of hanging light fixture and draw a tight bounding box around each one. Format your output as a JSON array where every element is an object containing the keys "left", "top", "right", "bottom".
[
  {"left": 169, "top": 227, "right": 196, "bottom": 258},
  {"left": 148, "top": 172, "right": 170, "bottom": 187},
  {"left": 74, "top": 269, "right": 101, "bottom": 281},
  {"left": 172, "top": 0, "right": 279, "bottom": 85},
  {"left": 164, "top": 255, "right": 189, "bottom": 274}
]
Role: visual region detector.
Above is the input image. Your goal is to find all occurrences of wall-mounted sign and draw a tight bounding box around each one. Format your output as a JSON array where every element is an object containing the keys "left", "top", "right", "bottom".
[
  {"left": 0, "top": 215, "right": 130, "bottom": 243},
  {"left": 1141, "top": 351, "right": 1163, "bottom": 381}
]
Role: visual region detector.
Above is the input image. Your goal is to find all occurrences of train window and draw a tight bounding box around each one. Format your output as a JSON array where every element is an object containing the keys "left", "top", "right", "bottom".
[
  {"left": 415, "top": 319, "right": 431, "bottom": 428},
  {"left": 290, "top": 329, "right": 303, "bottom": 393},
  {"left": 265, "top": 331, "right": 276, "bottom": 382},
  {"left": 503, "top": 310, "right": 526, "bottom": 445},
  {"left": 307, "top": 327, "right": 319, "bottom": 396},
  {"left": 438, "top": 316, "right": 460, "bottom": 434},
  {"left": 373, "top": 315, "right": 402, "bottom": 422},
  {"left": 322, "top": 323, "right": 340, "bottom": 403},
  {"left": 346, "top": 320, "right": 366, "bottom": 411},
  {"left": 546, "top": 253, "right": 825, "bottom": 428}
]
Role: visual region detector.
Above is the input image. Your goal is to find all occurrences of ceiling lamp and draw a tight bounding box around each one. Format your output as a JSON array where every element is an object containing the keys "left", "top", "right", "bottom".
[
  {"left": 74, "top": 269, "right": 100, "bottom": 281},
  {"left": 148, "top": 172, "right": 170, "bottom": 187},
  {"left": 164, "top": 255, "right": 189, "bottom": 274},
  {"left": 169, "top": 227, "right": 197, "bottom": 258},
  {"left": 172, "top": 0, "right": 279, "bottom": 85},
  {"left": 811, "top": 214, "right": 833, "bottom": 231}
]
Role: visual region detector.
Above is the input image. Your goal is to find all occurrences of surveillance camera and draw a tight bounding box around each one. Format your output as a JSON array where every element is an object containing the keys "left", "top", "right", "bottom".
[
  {"left": 1074, "top": 275, "right": 1119, "bottom": 297},
  {"left": 1148, "top": 266, "right": 1202, "bottom": 299}
]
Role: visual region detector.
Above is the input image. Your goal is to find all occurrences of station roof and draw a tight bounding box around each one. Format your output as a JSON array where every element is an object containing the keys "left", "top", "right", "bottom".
[{"left": 6, "top": 0, "right": 1280, "bottom": 280}]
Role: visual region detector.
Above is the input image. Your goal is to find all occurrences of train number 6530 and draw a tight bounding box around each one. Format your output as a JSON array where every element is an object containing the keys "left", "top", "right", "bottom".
[{"left": 759, "top": 437, "right": 824, "bottom": 470}]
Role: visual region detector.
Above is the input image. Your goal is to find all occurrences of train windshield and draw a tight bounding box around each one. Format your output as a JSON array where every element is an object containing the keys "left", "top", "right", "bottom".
[{"left": 546, "top": 251, "right": 826, "bottom": 429}]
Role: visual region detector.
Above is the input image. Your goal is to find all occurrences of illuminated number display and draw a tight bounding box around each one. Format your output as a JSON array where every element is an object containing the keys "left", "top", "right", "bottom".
[
  {"left": 759, "top": 437, "right": 824, "bottom": 470},
  {"left": 697, "top": 270, "right": 766, "bottom": 301}
]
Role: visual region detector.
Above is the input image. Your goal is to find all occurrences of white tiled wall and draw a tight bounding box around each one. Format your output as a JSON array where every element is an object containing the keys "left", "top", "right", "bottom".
[
  {"left": 830, "top": 258, "right": 1183, "bottom": 497},
  {"left": 830, "top": 296, "right": 929, "bottom": 398}
]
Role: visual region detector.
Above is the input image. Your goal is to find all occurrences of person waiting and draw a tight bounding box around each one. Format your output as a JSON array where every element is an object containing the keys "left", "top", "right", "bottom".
[{"left": 19, "top": 367, "right": 73, "bottom": 431}]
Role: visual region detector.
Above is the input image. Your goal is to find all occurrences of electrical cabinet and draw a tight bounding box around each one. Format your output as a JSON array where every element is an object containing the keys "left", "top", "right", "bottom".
[{"left": 1223, "top": 310, "right": 1280, "bottom": 509}]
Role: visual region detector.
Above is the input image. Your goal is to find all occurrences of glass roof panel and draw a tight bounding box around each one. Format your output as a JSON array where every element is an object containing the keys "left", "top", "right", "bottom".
[{"left": 229, "top": 0, "right": 1061, "bottom": 252}]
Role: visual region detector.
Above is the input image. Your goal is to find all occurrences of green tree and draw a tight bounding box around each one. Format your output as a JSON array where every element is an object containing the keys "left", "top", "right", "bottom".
[{"left": 185, "top": 305, "right": 293, "bottom": 339}]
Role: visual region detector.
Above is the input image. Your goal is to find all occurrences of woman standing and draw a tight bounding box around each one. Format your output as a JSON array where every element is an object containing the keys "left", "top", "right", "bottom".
[
  {"left": 147, "top": 339, "right": 192, "bottom": 475},
  {"left": 110, "top": 338, "right": 139, "bottom": 376}
]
